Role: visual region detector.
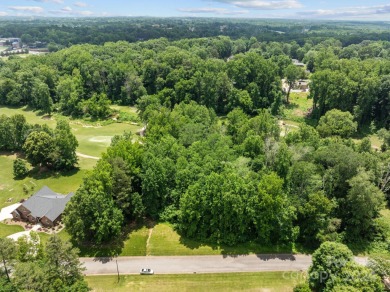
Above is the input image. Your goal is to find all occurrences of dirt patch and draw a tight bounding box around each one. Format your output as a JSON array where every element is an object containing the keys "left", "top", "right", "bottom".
[
  {"left": 69, "top": 121, "right": 102, "bottom": 128},
  {"left": 293, "top": 109, "right": 305, "bottom": 117},
  {"left": 42, "top": 115, "right": 52, "bottom": 120},
  {"left": 146, "top": 228, "right": 153, "bottom": 256}
]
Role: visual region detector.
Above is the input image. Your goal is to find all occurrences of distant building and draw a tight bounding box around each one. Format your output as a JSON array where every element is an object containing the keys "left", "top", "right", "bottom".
[
  {"left": 292, "top": 59, "right": 305, "bottom": 67},
  {"left": 0, "top": 37, "right": 22, "bottom": 49},
  {"left": 12, "top": 186, "right": 74, "bottom": 227},
  {"left": 294, "top": 79, "right": 310, "bottom": 92},
  {"left": 12, "top": 42, "right": 20, "bottom": 49}
]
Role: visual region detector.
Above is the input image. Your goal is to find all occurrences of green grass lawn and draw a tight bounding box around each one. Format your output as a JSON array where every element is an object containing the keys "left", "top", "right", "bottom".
[
  {"left": 283, "top": 92, "right": 312, "bottom": 123},
  {"left": 0, "top": 105, "right": 142, "bottom": 210},
  {"left": 86, "top": 272, "right": 305, "bottom": 292},
  {"left": 0, "top": 106, "right": 142, "bottom": 158},
  {"left": 38, "top": 229, "right": 71, "bottom": 246},
  {"left": 0, "top": 223, "right": 24, "bottom": 238},
  {"left": 148, "top": 223, "right": 295, "bottom": 256},
  {"left": 347, "top": 209, "right": 390, "bottom": 257},
  {"left": 121, "top": 226, "right": 149, "bottom": 256},
  {"left": 73, "top": 122, "right": 140, "bottom": 158},
  {"left": 369, "top": 134, "right": 382, "bottom": 149},
  {"left": 77, "top": 225, "right": 149, "bottom": 257},
  {"left": 73, "top": 222, "right": 296, "bottom": 257},
  {"left": 0, "top": 154, "right": 86, "bottom": 210}
]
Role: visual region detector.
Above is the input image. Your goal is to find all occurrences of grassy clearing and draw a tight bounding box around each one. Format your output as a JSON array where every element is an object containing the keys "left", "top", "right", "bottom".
[
  {"left": 0, "top": 154, "right": 86, "bottom": 210},
  {"left": 77, "top": 225, "right": 149, "bottom": 257},
  {"left": 149, "top": 223, "right": 295, "bottom": 256},
  {"left": 0, "top": 106, "right": 142, "bottom": 158},
  {"left": 72, "top": 222, "right": 296, "bottom": 257},
  {"left": 73, "top": 122, "right": 140, "bottom": 158},
  {"left": 0, "top": 105, "right": 141, "bottom": 211},
  {"left": 283, "top": 92, "right": 312, "bottom": 123},
  {"left": 86, "top": 272, "right": 305, "bottom": 292},
  {"left": 369, "top": 134, "right": 382, "bottom": 149},
  {"left": 121, "top": 226, "right": 149, "bottom": 256},
  {"left": 0, "top": 106, "right": 141, "bottom": 241},
  {"left": 38, "top": 229, "right": 71, "bottom": 246},
  {"left": 347, "top": 209, "right": 390, "bottom": 257},
  {"left": 0, "top": 106, "right": 57, "bottom": 126},
  {"left": 0, "top": 223, "right": 24, "bottom": 238}
]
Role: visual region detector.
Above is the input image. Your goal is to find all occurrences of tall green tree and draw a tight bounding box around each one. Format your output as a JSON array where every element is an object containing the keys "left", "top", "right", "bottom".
[
  {"left": 308, "top": 241, "right": 353, "bottom": 291},
  {"left": 23, "top": 131, "right": 54, "bottom": 167},
  {"left": 345, "top": 169, "right": 385, "bottom": 238},
  {"left": 0, "top": 238, "right": 17, "bottom": 282},
  {"left": 51, "top": 120, "right": 78, "bottom": 170},
  {"left": 317, "top": 109, "right": 357, "bottom": 138},
  {"left": 64, "top": 160, "right": 124, "bottom": 243},
  {"left": 284, "top": 64, "right": 302, "bottom": 103},
  {"left": 45, "top": 236, "right": 85, "bottom": 287}
]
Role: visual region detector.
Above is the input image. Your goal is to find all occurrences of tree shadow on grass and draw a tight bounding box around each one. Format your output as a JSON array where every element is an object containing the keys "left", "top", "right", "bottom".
[
  {"left": 29, "top": 166, "right": 81, "bottom": 180},
  {"left": 178, "top": 230, "right": 296, "bottom": 257},
  {"left": 303, "top": 114, "right": 318, "bottom": 128},
  {"left": 345, "top": 238, "right": 382, "bottom": 256},
  {"left": 76, "top": 221, "right": 147, "bottom": 260},
  {"left": 284, "top": 102, "right": 299, "bottom": 110}
]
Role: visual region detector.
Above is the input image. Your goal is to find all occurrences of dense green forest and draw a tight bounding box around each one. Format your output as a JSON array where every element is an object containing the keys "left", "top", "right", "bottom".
[
  {"left": 0, "top": 234, "right": 89, "bottom": 291},
  {"left": 1, "top": 35, "right": 389, "bottom": 127},
  {"left": 0, "top": 19, "right": 389, "bottom": 253},
  {"left": 1, "top": 18, "right": 390, "bottom": 49}
]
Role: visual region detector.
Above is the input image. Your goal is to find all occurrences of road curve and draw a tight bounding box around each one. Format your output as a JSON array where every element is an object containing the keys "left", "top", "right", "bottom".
[{"left": 81, "top": 255, "right": 368, "bottom": 275}]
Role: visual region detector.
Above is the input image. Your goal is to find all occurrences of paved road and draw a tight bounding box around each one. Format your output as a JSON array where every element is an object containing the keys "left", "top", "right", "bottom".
[
  {"left": 81, "top": 255, "right": 368, "bottom": 275},
  {"left": 82, "top": 254, "right": 307, "bottom": 275}
]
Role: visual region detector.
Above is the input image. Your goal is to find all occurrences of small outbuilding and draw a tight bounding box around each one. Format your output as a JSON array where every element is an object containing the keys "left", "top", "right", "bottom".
[{"left": 12, "top": 186, "right": 73, "bottom": 227}]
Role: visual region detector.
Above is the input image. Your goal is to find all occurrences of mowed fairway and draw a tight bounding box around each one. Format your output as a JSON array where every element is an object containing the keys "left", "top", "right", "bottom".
[
  {"left": 0, "top": 106, "right": 142, "bottom": 159},
  {"left": 86, "top": 272, "right": 305, "bottom": 292},
  {"left": 74, "top": 122, "right": 139, "bottom": 158},
  {"left": 0, "top": 106, "right": 142, "bottom": 238}
]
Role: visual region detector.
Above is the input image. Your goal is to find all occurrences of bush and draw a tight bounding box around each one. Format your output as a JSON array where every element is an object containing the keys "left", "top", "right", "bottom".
[
  {"left": 317, "top": 109, "right": 357, "bottom": 138},
  {"left": 308, "top": 241, "right": 353, "bottom": 291},
  {"left": 293, "top": 283, "right": 311, "bottom": 292},
  {"left": 13, "top": 158, "right": 29, "bottom": 179}
]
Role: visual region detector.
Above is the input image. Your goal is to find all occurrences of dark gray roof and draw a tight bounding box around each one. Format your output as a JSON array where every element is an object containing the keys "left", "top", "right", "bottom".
[{"left": 22, "top": 186, "right": 74, "bottom": 222}]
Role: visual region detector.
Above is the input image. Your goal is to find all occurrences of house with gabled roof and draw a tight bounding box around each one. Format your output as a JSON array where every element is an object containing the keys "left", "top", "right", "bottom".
[{"left": 12, "top": 186, "right": 74, "bottom": 227}]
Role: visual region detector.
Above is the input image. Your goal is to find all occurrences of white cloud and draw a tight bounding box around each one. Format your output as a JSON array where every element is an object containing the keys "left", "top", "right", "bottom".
[
  {"left": 49, "top": 7, "right": 94, "bottom": 16},
  {"left": 29, "top": 0, "right": 64, "bottom": 3},
  {"left": 208, "top": 0, "right": 302, "bottom": 10},
  {"left": 178, "top": 7, "right": 248, "bottom": 15},
  {"left": 8, "top": 6, "right": 44, "bottom": 13},
  {"left": 0, "top": 11, "right": 8, "bottom": 16},
  {"left": 299, "top": 4, "right": 390, "bottom": 19},
  {"left": 61, "top": 6, "right": 73, "bottom": 12},
  {"left": 74, "top": 2, "right": 88, "bottom": 7}
]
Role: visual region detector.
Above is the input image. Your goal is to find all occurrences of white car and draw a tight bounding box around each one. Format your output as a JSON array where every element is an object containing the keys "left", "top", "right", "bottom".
[{"left": 140, "top": 268, "right": 154, "bottom": 275}]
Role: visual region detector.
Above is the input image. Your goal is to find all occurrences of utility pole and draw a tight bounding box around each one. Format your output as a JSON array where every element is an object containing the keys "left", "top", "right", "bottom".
[{"left": 116, "top": 258, "right": 120, "bottom": 283}]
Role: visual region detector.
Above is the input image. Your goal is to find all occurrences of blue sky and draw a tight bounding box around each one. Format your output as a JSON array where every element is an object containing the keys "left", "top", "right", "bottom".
[{"left": 1, "top": 0, "right": 390, "bottom": 20}]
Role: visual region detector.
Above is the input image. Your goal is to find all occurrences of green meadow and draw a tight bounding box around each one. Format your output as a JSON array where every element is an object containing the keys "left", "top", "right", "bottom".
[{"left": 86, "top": 272, "right": 305, "bottom": 292}]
